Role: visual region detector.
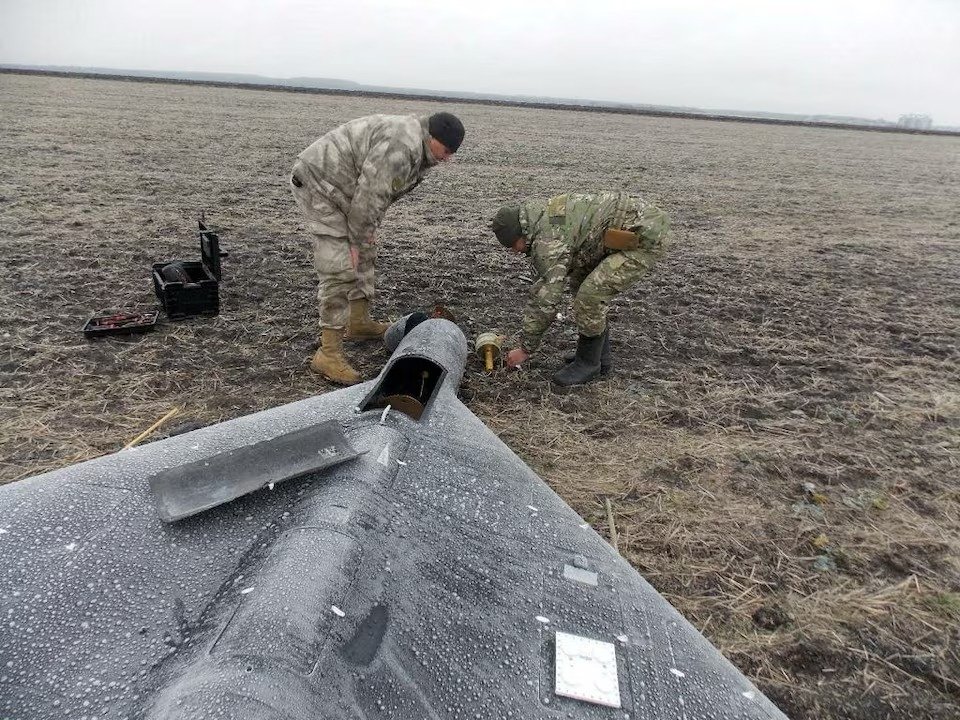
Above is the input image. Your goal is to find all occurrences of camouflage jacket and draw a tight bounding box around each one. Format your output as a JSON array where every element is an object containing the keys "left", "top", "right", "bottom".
[
  {"left": 519, "top": 192, "right": 651, "bottom": 352},
  {"left": 297, "top": 114, "right": 438, "bottom": 246}
]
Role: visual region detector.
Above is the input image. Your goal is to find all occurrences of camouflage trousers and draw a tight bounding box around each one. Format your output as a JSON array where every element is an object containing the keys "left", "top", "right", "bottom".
[
  {"left": 290, "top": 166, "right": 377, "bottom": 329},
  {"left": 571, "top": 205, "right": 670, "bottom": 337}
]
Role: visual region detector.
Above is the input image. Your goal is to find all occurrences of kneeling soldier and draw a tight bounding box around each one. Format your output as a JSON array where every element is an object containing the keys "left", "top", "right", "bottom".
[{"left": 490, "top": 191, "right": 670, "bottom": 387}]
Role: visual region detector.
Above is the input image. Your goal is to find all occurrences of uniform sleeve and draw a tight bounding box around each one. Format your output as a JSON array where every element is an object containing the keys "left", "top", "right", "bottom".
[
  {"left": 346, "top": 139, "right": 417, "bottom": 247},
  {"left": 520, "top": 235, "right": 571, "bottom": 353}
]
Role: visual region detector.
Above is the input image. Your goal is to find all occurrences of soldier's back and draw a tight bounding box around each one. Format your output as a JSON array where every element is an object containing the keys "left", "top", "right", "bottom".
[{"left": 297, "top": 114, "right": 422, "bottom": 199}]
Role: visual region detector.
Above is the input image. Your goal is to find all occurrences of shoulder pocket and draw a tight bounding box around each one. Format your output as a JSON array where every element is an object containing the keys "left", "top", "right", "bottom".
[
  {"left": 547, "top": 194, "right": 568, "bottom": 226},
  {"left": 605, "top": 253, "right": 628, "bottom": 272}
]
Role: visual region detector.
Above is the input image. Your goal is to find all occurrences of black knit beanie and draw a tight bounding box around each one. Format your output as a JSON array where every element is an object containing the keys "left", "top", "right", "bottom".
[{"left": 428, "top": 112, "right": 465, "bottom": 152}]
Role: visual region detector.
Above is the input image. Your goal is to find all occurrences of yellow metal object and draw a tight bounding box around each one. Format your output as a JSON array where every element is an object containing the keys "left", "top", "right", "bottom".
[{"left": 474, "top": 332, "right": 504, "bottom": 372}]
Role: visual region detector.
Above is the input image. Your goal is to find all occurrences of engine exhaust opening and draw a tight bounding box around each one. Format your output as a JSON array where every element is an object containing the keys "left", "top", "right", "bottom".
[{"left": 360, "top": 356, "right": 445, "bottom": 421}]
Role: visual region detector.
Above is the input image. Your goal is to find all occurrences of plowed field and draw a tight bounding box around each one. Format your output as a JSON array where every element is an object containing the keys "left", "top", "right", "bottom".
[{"left": 1, "top": 72, "right": 958, "bottom": 719}]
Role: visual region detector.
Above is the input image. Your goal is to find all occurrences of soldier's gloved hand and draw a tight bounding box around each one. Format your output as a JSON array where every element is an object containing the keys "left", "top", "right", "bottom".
[{"left": 506, "top": 347, "right": 529, "bottom": 369}]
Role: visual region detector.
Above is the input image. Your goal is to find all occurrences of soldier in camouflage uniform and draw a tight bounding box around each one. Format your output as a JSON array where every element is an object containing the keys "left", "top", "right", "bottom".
[
  {"left": 490, "top": 191, "right": 670, "bottom": 387},
  {"left": 290, "top": 112, "right": 465, "bottom": 385}
]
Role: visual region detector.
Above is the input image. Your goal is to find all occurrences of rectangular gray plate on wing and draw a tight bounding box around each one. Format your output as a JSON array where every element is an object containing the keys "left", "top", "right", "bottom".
[{"left": 149, "top": 420, "right": 361, "bottom": 522}]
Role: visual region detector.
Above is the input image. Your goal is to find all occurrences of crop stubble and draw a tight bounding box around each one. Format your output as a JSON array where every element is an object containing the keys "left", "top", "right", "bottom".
[{"left": 1, "top": 73, "right": 958, "bottom": 719}]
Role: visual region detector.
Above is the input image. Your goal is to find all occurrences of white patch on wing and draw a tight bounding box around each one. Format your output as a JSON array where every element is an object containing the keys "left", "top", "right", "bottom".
[{"left": 554, "top": 631, "right": 621, "bottom": 708}]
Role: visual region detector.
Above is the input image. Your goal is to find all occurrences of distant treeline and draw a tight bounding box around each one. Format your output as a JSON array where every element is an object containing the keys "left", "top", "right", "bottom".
[{"left": 3, "top": 67, "right": 958, "bottom": 138}]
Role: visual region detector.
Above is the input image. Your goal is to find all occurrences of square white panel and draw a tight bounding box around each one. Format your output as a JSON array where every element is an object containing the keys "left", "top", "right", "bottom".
[{"left": 554, "top": 631, "right": 621, "bottom": 708}]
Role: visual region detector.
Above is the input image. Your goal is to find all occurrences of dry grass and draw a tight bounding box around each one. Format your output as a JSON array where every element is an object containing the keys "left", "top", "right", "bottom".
[{"left": 472, "top": 368, "right": 959, "bottom": 718}]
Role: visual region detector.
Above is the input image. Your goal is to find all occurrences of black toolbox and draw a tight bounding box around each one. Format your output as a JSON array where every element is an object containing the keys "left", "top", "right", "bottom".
[{"left": 152, "top": 220, "right": 225, "bottom": 320}]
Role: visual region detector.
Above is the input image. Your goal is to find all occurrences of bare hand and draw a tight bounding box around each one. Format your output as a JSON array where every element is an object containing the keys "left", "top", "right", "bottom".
[
  {"left": 506, "top": 348, "right": 529, "bottom": 368},
  {"left": 349, "top": 246, "right": 359, "bottom": 271}
]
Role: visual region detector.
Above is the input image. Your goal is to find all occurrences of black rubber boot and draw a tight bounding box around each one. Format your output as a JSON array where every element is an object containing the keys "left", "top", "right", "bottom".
[
  {"left": 564, "top": 328, "right": 612, "bottom": 375},
  {"left": 553, "top": 333, "right": 605, "bottom": 387}
]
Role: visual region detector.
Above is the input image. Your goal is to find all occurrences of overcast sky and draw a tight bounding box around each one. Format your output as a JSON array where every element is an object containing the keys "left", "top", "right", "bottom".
[{"left": 2, "top": 0, "right": 958, "bottom": 124}]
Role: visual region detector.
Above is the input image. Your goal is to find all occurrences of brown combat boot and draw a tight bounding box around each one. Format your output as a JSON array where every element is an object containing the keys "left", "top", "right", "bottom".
[
  {"left": 310, "top": 328, "right": 360, "bottom": 385},
  {"left": 345, "top": 298, "right": 390, "bottom": 342}
]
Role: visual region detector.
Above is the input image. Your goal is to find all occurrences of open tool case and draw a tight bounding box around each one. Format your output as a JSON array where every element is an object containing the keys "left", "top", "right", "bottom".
[{"left": 152, "top": 219, "right": 226, "bottom": 319}]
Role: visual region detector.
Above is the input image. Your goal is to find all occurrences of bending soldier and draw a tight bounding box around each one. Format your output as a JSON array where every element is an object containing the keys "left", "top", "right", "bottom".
[
  {"left": 490, "top": 191, "right": 670, "bottom": 387},
  {"left": 290, "top": 112, "right": 465, "bottom": 385}
]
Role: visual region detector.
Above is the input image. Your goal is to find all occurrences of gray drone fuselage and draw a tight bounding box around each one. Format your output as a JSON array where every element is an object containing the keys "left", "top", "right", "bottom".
[{"left": 0, "top": 320, "right": 786, "bottom": 719}]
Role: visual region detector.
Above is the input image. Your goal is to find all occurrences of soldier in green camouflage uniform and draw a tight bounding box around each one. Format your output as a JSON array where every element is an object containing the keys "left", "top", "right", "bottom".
[
  {"left": 490, "top": 191, "right": 669, "bottom": 386},
  {"left": 290, "top": 112, "right": 465, "bottom": 384}
]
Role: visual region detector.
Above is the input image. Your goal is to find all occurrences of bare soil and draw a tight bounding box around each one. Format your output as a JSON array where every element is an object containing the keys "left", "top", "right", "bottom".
[{"left": 1, "top": 73, "right": 958, "bottom": 719}]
